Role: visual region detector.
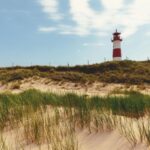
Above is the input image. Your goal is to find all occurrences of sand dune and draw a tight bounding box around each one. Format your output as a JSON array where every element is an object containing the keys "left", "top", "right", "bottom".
[
  {"left": 77, "top": 130, "right": 147, "bottom": 150},
  {"left": 0, "top": 78, "right": 150, "bottom": 149},
  {"left": 0, "top": 77, "right": 150, "bottom": 96},
  {"left": 2, "top": 128, "right": 148, "bottom": 150}
]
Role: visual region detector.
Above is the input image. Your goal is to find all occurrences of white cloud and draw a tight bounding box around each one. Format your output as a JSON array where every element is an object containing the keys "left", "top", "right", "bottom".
[
  {"left": 120, "top": 0, "right": 150, "bottom": 38},
  {"left": 101, "top": 0, "right": 124, "bottom": 10},
  {"left": 38, "top": 0, "right": 150, "bottom": 38},
  {"left": 39, "top": 0, "right": 62, "bottom": 20},
  {"left": 38, "top": 26, "right": 57, "bottom": 32}
]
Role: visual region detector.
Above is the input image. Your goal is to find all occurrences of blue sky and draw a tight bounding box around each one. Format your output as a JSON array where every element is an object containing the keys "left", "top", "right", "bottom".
[{"left": 0, "top": 0, "right": 150, "bottom": 66}]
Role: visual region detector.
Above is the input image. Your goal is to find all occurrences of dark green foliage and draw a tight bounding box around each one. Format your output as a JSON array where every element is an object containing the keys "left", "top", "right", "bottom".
[{"left": 0, "top": 60, "right": 150, "bottom": 84}]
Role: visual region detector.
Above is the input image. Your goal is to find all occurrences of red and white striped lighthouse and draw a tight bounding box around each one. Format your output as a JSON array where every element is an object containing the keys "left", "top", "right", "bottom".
[{"left": 112, "top": 30, "right": 122, "bottom": 61}]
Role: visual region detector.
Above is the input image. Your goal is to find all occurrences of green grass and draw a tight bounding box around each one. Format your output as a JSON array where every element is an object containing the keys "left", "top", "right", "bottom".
[
  {"left": 0, "top": 89, "right": 150, "bottom": 148},
  {"left": 0, "top": 89, "right": 150, "bottom": 130}
]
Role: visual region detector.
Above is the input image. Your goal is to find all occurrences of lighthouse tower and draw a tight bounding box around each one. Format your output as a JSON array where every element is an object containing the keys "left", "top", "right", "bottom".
[{"left": 112, "top": 30, "right": 122, "bottom": 61}]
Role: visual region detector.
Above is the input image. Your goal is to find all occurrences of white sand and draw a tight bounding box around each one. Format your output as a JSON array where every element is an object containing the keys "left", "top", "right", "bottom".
[
  {"left": 2, "top": 128, "right": 148, "bottom": 150},
  {"left": 77, "top": 130, "right": 147, "bottom": 150}
]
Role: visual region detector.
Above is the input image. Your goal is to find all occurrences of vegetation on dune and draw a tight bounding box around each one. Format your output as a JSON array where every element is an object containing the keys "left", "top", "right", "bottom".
[
  {"left": 0, "top": 90, "right": 150, "bottom": 148},
  {"left": 0, "top": 89, "right": 149, "bottom": 122},
  {"left": 0, "top": 61, "right": 150, "bottom": 149},
  {"left": 0, "top": 60, "right": 150, "bottom": 84}
]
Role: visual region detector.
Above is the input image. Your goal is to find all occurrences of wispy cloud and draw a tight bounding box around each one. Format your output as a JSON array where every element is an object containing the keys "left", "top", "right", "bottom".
[
  {"left": 38, "top": 0, "right": 150, "bottom": 38},
  {"left": 121, "top": 0, "right": 150, "bottom": 37},
  {"left": 38, "top": 0, "right": 63, "bottom": 20},
  {"left": 38, "top": 26, "right": 57, "bottom": 32}
]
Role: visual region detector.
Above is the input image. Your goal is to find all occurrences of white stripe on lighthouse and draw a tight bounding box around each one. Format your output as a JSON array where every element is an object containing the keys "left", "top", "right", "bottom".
[
  {"left": 113, "top": 41, "right": 121, "bottom": 49},
  {"left": 113, "top": 57, "right": 121, "bottom": 61}
]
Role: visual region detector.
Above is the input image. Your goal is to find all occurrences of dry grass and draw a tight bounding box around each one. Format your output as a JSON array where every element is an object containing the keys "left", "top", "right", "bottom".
[{"left": 0, "top": 90, "right": 150, "bottom": 149}]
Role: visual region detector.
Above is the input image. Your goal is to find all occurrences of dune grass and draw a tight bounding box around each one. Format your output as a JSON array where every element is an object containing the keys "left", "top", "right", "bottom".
[
  {"left": 0, "top": 89, "right": 150, "bottom": 149},
  {"left": 0, "top": 89, "right": 150, "bottom": 129}
]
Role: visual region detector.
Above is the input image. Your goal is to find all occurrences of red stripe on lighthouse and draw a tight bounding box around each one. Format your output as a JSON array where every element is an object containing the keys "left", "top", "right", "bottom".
[{"left": 113, "top": 48, "right": 121, "bottom": 57}]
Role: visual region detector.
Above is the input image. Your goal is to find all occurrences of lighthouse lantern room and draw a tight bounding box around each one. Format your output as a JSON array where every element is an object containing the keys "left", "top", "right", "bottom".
[{"left": 112, "top": 30, "right": 122, "bottom": 61}]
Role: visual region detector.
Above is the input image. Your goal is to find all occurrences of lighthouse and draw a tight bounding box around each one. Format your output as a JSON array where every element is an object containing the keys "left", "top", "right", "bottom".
[{"left": 112, "top": 30, "right": 122, "bottom": 61}]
